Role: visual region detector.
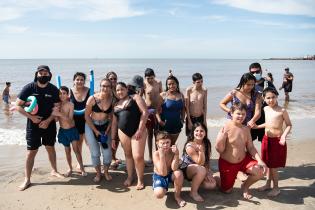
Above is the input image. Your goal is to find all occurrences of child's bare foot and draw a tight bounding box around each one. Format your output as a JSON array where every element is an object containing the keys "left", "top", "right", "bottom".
[
  {"left": 93, "top": 175, "right": 101, "bottom": 183},
  {"left": 267, "top": 188, "right": 280, "bottom": 197},
  {"left": 175, "top": 197, "right": 186, "bottom": 207},
  {"left": 189, "top": 192, "right": 204, "bottom": 202},
  {"left": 51, "top": 170, "right": 64, "bottom": 178},
  {"left": 18, "top": 180, "right": 31, "bottom": 191},
  {"left": 104, "top": 172, "right": 112, "bottom": 181},
  {"left": 64, "top": 169, "right": 72, "bottom": 177},
  {"left": 123, "top": 177, "right": 133, "bottom": 187},
  {"left": 257, "top": 184, "right": 271, "bottom": 192},
  {"left": 81, "top": 171, "right": 88, "bottom": 177},
  {"left": 136, "top": 182, "right": 145, "bottom": 190}
]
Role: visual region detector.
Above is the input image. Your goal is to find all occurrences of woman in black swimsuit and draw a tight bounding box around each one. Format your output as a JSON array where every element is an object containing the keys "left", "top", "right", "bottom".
[
  {"left": 70, "top": 72, "right": 90, "bottom": 165},
  {"left": 85, "top": 78, "right": 113, "bottom": 182},
  {"left": 111, "top": 82, "right": 148, "bottom": 190}
]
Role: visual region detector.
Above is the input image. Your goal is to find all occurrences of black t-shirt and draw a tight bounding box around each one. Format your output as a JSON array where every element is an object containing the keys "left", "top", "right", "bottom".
[{"left": 18, "top": 82, "right": 60, "bottom": 120}]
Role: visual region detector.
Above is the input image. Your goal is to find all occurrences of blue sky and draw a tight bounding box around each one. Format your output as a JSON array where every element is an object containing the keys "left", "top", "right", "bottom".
[{"left": 0, "top": 0, "right": 314, "bottom": 59}]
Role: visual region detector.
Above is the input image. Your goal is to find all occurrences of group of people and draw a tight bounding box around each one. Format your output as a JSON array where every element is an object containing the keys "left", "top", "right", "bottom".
[{"left": 14, "top": 63, "right": 292, "bottom": 207}]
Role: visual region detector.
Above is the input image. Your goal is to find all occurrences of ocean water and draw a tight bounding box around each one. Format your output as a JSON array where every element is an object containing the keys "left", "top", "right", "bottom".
[{"left": 1, "top": 59, "right": 315, "bottom": 145}]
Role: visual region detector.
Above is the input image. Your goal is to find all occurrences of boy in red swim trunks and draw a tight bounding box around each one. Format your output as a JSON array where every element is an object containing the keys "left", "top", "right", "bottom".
[
  {"left": 215, "top": 102, "right": 267, "bottom": 199},
  {"left": 255, "top": 87, "right": 292, "bottom": 197}
]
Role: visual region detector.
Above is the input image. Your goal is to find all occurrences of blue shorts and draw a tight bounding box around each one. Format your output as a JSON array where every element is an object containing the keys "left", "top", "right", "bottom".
[
  {"left": 58, "top": 127, "right": 79, "bottom": 147},
  {"left": 152, "top": 172, "right": 173, "bottom": 191},
  {"left": 2, "top": 95, "right": 9, "bottom": 104}
]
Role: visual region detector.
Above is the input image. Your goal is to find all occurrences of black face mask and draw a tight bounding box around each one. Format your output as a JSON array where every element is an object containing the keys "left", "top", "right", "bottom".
[{"left": 37, "top": 76, "right": 50, "bottom": 84}]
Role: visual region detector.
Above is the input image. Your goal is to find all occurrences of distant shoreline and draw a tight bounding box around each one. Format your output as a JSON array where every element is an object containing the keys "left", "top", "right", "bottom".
[{"left": 264, "top": 57, "right": 315, "bottom": 60}]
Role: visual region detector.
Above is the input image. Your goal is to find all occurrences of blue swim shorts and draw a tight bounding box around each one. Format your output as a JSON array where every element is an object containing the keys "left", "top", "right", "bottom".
[
  {"left": 152, "top": 171, "right": 173, "bottom": 191},
  {"left": 58, "top": 127, "right": 79, "bottom": 147}
]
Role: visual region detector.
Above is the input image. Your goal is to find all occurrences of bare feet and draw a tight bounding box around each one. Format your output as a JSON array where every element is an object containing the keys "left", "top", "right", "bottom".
[
  {"left": 189, "top": 192, "right": 204, "bottom": 202},
  {"left": 81, "top": 171, "right": 88, "bottom": 177},
  {"left": 136, "top": 182, "right": 145, "bottom": 190},
  {"left": 175, "top": 197, "right": 186, "bottom": 207},
  {"left": 93, "top": 175, "right": 101, "bottom": 183},
  {"left": 123, "top": 177, "right": 133, "bottom": 187},
  {"left": 64, "top": 169, "right": 72, "bottom": 177},
  {"left": 104, "top": 172, "right": 112, "bottom": 181},
  {"left": 267, "top": 188, "right": 280, "bottom": 197},
  {"left": 51, "top": 170, "right": 64, "bottom": 178},
  {"left": 241, "top": 184, "right": 253, "bottom": 200},
  {"left": 18, "top": 180, "right": 31, "bottom": 191},
  {"left": 257, "top": 184, "right": 271, "bottom": 192}
]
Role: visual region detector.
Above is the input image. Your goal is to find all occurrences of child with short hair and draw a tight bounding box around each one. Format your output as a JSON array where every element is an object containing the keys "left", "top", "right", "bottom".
[
  {"left": 2, "top": 82, "right": 11, "bottom": 104},
  {"left": 215, "top": 102, "right": 267, "bottom": 199},
  {"left": 256, "top": 87, "right": 292, "bottom": 197},
  {"left": 152, "top": 132, "right": 186, "bottom": 207},
  {"left": 53, "top": 86, "right": 87, "bottom": 177},
  {"left": 185, "top": 73, "right": 207, "bottom": 136}
]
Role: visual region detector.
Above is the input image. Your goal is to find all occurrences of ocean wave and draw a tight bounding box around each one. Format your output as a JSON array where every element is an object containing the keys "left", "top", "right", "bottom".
[
  {"left": 206, "top": 118, "right": 228, "bottom": 127},
  {"left": 0, "top": 128, "right": 26, "bottom": 146}
]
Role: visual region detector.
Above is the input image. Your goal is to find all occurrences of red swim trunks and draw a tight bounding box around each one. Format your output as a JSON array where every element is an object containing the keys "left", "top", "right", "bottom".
[
  {"left": 219, "top": 153, "right": 258, "bottom": 192},
  {"left": 261, "top": 135, "right": 287, "bottom": 168},
  {"left": 146, "top": 109, "right": 157, "bottom": 130}
]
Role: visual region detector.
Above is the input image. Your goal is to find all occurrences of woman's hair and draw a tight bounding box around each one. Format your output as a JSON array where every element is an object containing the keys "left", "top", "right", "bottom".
[
  {"left": 106, "top": 71, "right": 117, "bottom": 79},
  {"left": 165, "top": 75, "right": 180, "bottom": 93},
  {"left": 73, "top": 72, "right": 86, "bottom": 81},
  {"left": 263, "top": 86, "right": 279, "bottom": 97},
  {"left": 116, "top": 81, "right": 128, "bottom": 89},
  {"left": 236, "top": 72, "right": 256, "bottom": 100},
  {"left": 100, "top": 78, "right": 112, "bottom": 89},
  {"left": 183, "top": 122, "right": 211, "bottom": 166}
]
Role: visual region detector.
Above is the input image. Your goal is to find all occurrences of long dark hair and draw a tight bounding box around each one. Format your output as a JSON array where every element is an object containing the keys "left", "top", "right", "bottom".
[
  {"left": 236, "top": 73, "right": 256, "bottom": 100},
  {"left": 165, "top": 75, "right": 180, "bottom": 93},
  {"left": 183, "top": 122, "right": 211, "bottom": 166}
]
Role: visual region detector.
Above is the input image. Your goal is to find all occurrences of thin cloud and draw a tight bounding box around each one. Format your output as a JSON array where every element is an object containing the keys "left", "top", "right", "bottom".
[
  {"left": 3, "top": 25, "right": 29, "bottom": 33},
  {"left": 212, "top": 0, "right": 315, "bottom": 17},
  {"left": 0, "top": 0, "right": 145, "bottom": 22},
  {"left": 202, "top": 15, "right": 227, "bottom": 21}
]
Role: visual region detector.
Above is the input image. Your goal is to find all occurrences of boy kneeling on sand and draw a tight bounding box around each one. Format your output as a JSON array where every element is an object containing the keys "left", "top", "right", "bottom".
[
  {"left": 215, "top": 102, "right": 267, "bottom": 199},
  {"left": 152, "top": 132, "right": 186, "bottom": 207}
]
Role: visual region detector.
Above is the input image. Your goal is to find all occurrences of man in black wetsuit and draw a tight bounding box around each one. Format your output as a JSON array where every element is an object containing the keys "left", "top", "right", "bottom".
[
  {"left": 279, "top": 67, "right": 294, "bottom": 101},
  {"left": 16, "top": 65, "right": 63, "bottom": 191}
]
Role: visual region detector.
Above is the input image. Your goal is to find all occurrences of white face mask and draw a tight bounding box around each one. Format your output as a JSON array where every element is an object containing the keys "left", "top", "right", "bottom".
[{"left": 254, "top": 73, "right": 262, "bottom": 81}]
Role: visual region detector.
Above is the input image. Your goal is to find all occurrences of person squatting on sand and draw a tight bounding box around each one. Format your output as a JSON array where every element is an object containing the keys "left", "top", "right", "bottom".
[
  {"left": 70, "top": 72, "right": 90, "bottom": 167},
  {"left": 152, "top": 132, "right": 186, "bottom": 207},
  {"left": 52, "top": 86, "right": 87, "bottom": 177},
  {"left": 112, "top": 82, "right": 148, "bottom": 190},
  {"left": 254, "top": 87, "right": 292, "bottom": 197},
  {"left": 143, "top": 68, "right": 163, "bottom": 165},
  {"left": 16, "top": 65, "right": 64, "bottom": 191},
  {"left": 215, "top": 102, "right": 267, "bottom": 199},
  {"left": 85, "top": 78, "right": 113, "bottom": 182},
  {"left": 180, "top": 122, "right": 216, "bottom": 202},
  {"left": 156, "top": 72, "right": 185, "bottom": 145},
  {"left": 185, "top": 73, "right": 208, "bottom": 136}
]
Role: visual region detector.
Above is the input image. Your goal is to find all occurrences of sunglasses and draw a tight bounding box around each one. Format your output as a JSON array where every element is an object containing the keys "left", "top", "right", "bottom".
[{"left": 109, "top": 77, "right": 117, "bottom": 81}]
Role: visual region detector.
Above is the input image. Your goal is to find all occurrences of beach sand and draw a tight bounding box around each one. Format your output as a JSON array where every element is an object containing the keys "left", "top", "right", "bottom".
[{"left": 0, "top": 131, "right": 314, "bottom": 210}]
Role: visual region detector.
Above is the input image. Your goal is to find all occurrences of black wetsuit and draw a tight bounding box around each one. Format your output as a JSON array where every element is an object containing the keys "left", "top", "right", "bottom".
[
  {"left": 70, "top": 89, "right": 90, "bottom": 134},
  {"left": 114, "top": 97, "right": 141, "bottom": 138}
]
